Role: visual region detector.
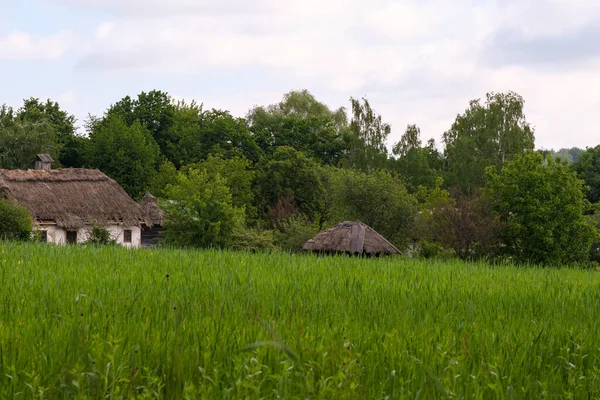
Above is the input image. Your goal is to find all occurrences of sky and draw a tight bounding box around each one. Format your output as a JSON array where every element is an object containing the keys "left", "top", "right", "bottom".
[{"left": 1, "top": 0, "right": 599, "bottom": 151}]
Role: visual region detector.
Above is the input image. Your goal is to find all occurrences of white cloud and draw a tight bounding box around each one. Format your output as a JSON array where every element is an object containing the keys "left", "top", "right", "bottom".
[
  {"left": 33, "top": 0, "right": 600, "bottom": 149},
  {"left": 0, "top": 30, "right": 74, "bottom": 61}
]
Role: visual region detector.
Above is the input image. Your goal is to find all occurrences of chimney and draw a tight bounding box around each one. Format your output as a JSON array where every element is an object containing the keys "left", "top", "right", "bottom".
[{"left": 34, "top": 154, "right": 54, "bottom": 171}]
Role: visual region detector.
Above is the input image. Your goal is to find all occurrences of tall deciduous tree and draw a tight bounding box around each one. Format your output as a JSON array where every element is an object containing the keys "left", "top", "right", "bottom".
[
  {"left": 326, "top": 167, "right": 418, "bottom": 246},
  {"left": 162, "top": 167, "right": 244, "bottom": 248},
  {"left": 443, "top": 91, "right": 535, "bottom": 193},
  {"left": 185, "top": 155, "right": 256, "bottom": 220},
  {"left": 177, "top": 108, "right": 262, "bottom": 165},
  {"left": 572, "top": 145, "right": 600, "bottom": 203},
  {"left": 106, "top": 90, "right": 178, "bottom": 163},
  {"left": 247, "top": 90, "right": 348, "bottom": 164},
  {"left": 0, "top": 105, "right": 60, "bottom": 169},
  {"left": 342, "top": 97, "right": 390, "bottom": 173},
  {"left": 485, "top": 152, "right": 594, "bottom": 265},
  {"left": 17, "top": 98, "right": 85, "bottom": 167},
  {"left": 254, "top": 146, "right": 325, "bottom": 223},
  {"left": 86, "top": 115, "right": 160, "bottom": 199},
  {"left": 391, "top": 125, "right": 442, "bottom": 191}
]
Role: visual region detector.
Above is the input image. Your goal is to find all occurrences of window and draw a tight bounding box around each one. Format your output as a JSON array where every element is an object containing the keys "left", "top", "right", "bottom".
[
  {"left": 40, "top": 231, "right": 48, "bottom": 242},
  {"left": 124, "top": 229, "right": 132, "bottom": 243},
  {"left": 66, "top": 231, "right": 77, "bottom": 244}
]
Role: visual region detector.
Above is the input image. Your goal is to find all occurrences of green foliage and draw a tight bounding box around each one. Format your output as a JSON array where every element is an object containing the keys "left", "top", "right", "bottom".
[
  {"left": 572, "top": 145, "right": 600, "bottom": 203},
  {"left": 547, "top": 147, "right": 585, "bottom": 164},
  {"left": 162, "top": 167, "right": 244, "bottom": 248},
  {"left": 412, "top": 178, "right": 452, "bottom": 243},
  {"left": 247, "top": 90, "right": 348, "bottom": 165},
  {"left": 342, "top": 97, "right": 390, "bottom": 173},
  {"left": 485, "top": 152, "right": 595, "bottom": 265},
  {"left": 0, "top": 199, "right": 32, "bottom": 241},
  {"left": 190, "top": 155, "right": 256, "bottom": 219},
  {"left": 3, "top": 242, "right": 600, "bottom": 398},
  {"left": 443, "top": 91, "right": 535, "bottom": 193},
  {"left": 86, "top": 222, "right": 113, "bottom": 246},
  {"left": 326, "top": 167, "right": 418, "bottom": 246},
  {"left": 273, "top": 215, "right": 320, "bottom": 252},
  {"left": 430, "top": 190, "right": 501, "bottom": 261},
  {"left": 106, "top": 90, "right": 177, "bottom": 163},
  {"left": 229, "top": 227, "right": 276, "bottom": 252},
  {"left": 176, "top": 106, "right": 262, "bottom": 166},
  {"left": 0, "top": 105, "right": 61, "bottom": 169},
  {"left": 391, "top": 125, "right": 442, "bottom": 191},
  {"left": 149, "top": 159, "right": 178, "bottom": 198},
  {"left": 86, "top": 115, "right": 160, "bottom": 199},
  {"left": 254, "top": 147, "right": 325, "bottom": 222},
  {"left": 16, "top": 97, "right": 82, "bottom": 167}
]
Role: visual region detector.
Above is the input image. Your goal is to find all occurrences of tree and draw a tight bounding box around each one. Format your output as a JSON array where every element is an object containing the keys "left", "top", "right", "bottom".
[
  {"left": 342, "top": 97, "right": 390, "bottom": 173},
  {"left": 254, "top": 146, "right": 325, "bottom": 223},
  {"left": 86, "top": 115, "right": 160, "bottom": 199},
  {"left": 443, "top": 91, "right": 535, "bottom": 193},
  {"left": 149, "top": 160, "right": 178, "bottom": 198},
  {"left": 0, "top": 199, "right": 32, "bottom": 241},
  {"left": 572, "top": 145, "right": 600, "bottom": 203},
  {"left": 247, "top": 90, "right": 348, "bottom": 165},
  {"left": 326, "top": 167, "right": 418, "bottom": 246},
  {"left": 485, "top": 152, "right": 595, "bottom": 265},
  {"left": 0, "top": 107, "right": 61, "bottom": 169},
  {"left": 191, "top": 155, "right": 256, "bottom": 219},
  {"left": 106, "top": 90, "right": 177, "bottom": 162},
  {"left": 392, "top": 124, "right": 421, "bottom": 157},
  {"left": 17, "top": 98, "right": 85, "bottom": 167},
  {"left": 162, "top": 167, "right": 244, "bottom": 248},
  {"left": 391, "top": 125, "right": 442, "bottom": 191},
  {"left": 430, "top": 189, "right": 500, "bottom": 260},
  {"left": 177, "top": 108, "right": 262, "bottom": 165}
]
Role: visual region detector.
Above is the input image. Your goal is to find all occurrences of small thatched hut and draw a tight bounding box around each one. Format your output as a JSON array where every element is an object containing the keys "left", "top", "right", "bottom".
[
  {"left": 303, "top": 221, "right": 401, "bottom": 256},
  {"left": 0, "top": 162, "right": 148, "bottom": 247},
  {"left": 139, "top": 192, "right": 165, "bottom": 248}
]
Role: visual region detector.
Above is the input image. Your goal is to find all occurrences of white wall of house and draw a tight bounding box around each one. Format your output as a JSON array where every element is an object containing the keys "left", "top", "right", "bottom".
[{"left": 36, "top": 225, "right": 141, "bottom": 248}]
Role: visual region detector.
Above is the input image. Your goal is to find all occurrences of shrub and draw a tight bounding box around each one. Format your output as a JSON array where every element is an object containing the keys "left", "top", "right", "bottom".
[
  {"left": 162, "top": 167, "right": 244, "bottom": 248},
  {"left": 0, "top": 199, "right": 32, "bottom": 241},
  {"left": 230, "top": 227, "right": 276, "bottom": 252},
  {"left": 87, "top": 222, "right": 114, "bottom": 246},
  {"left": 274, "top": 215, "right": 320, "bottom": 252},
  {"left": 485, "top": 152, "right": 595, "bottom": 265}
]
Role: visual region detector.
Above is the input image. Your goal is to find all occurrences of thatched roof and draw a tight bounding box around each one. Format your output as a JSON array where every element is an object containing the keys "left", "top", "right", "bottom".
[
  {"left": 303, "top": 221, "right": 401, "bottom": 256},
  {"left": 139, "top": 192, "right": 164, "bottom": 227},
  {"left": 36, "top": 154, "right": 54, "bottom": 163},
  {"left": 0, "top": 168, "right": 146, "bottom": 229}
]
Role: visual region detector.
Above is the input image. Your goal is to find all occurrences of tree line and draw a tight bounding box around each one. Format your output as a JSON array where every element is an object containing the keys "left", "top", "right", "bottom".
[{"left": 1, "top": 89, "right": 600, "bottom": 266}]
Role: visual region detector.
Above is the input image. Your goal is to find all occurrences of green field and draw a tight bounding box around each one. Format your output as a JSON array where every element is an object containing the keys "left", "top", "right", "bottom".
[{"left": 2, "top": 242, "right": 600, "bottom": 399}]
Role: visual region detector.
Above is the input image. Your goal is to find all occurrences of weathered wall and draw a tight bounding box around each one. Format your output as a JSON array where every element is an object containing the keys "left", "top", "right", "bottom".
[{"left": 36, "top": 225, "right": 141, "bottom": 248}]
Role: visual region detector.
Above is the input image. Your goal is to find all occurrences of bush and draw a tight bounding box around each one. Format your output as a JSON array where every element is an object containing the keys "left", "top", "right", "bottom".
[
  {"left": 325, "top": 167, "right": 418, "bottom": 247},
  {"left": 485, "top": 152, "right": 595, "bottom": 265},
  {"left": 230, "top": 227, "right": 276, "bottom": 252},
  {"left": 0, "top": 199, "right": 32, "bottom": 241},
  {"left": 162, "top": 167, "right": 244, "bottom": 248},
  {"left": 274, "top": 215, "right": 320, "bottom": 252},
  {"left": 87, "top": 222, "right": 114, "bottom": 246}
]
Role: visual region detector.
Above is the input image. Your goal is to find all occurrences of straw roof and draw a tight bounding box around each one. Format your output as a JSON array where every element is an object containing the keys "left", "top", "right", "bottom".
[
  {"left": 36, "top": 154, "right": 54, "bottom": 163},
  {"left": 0, "top": 168, "right": 147, "bottom": 229},
  {"left": 139, "top": 192, "right": 164, "bottom": 227},
  {"left": 303, "top": 221, "right": 401, "bottom": 256}
]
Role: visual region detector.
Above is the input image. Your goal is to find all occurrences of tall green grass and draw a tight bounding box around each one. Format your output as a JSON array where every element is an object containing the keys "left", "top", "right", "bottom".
[{"left": 1, "top": 241, "right": 600, "bottom": 399}]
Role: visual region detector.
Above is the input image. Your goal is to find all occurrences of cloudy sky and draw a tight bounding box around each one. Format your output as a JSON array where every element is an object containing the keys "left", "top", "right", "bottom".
[{"left": 1, "top": 0, "right": 599, "bottom": 150}]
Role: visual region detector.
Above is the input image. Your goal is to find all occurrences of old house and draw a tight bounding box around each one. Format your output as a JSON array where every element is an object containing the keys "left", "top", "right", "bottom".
[
  {"left": 139, "top": 192, "right": 165, "bottom": 248},
  {"left": 0, "top": 155, "right": 157, "bottom": 247},
  {"left": 303, "top": 221, "right": 401, "bottom": 256}
]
